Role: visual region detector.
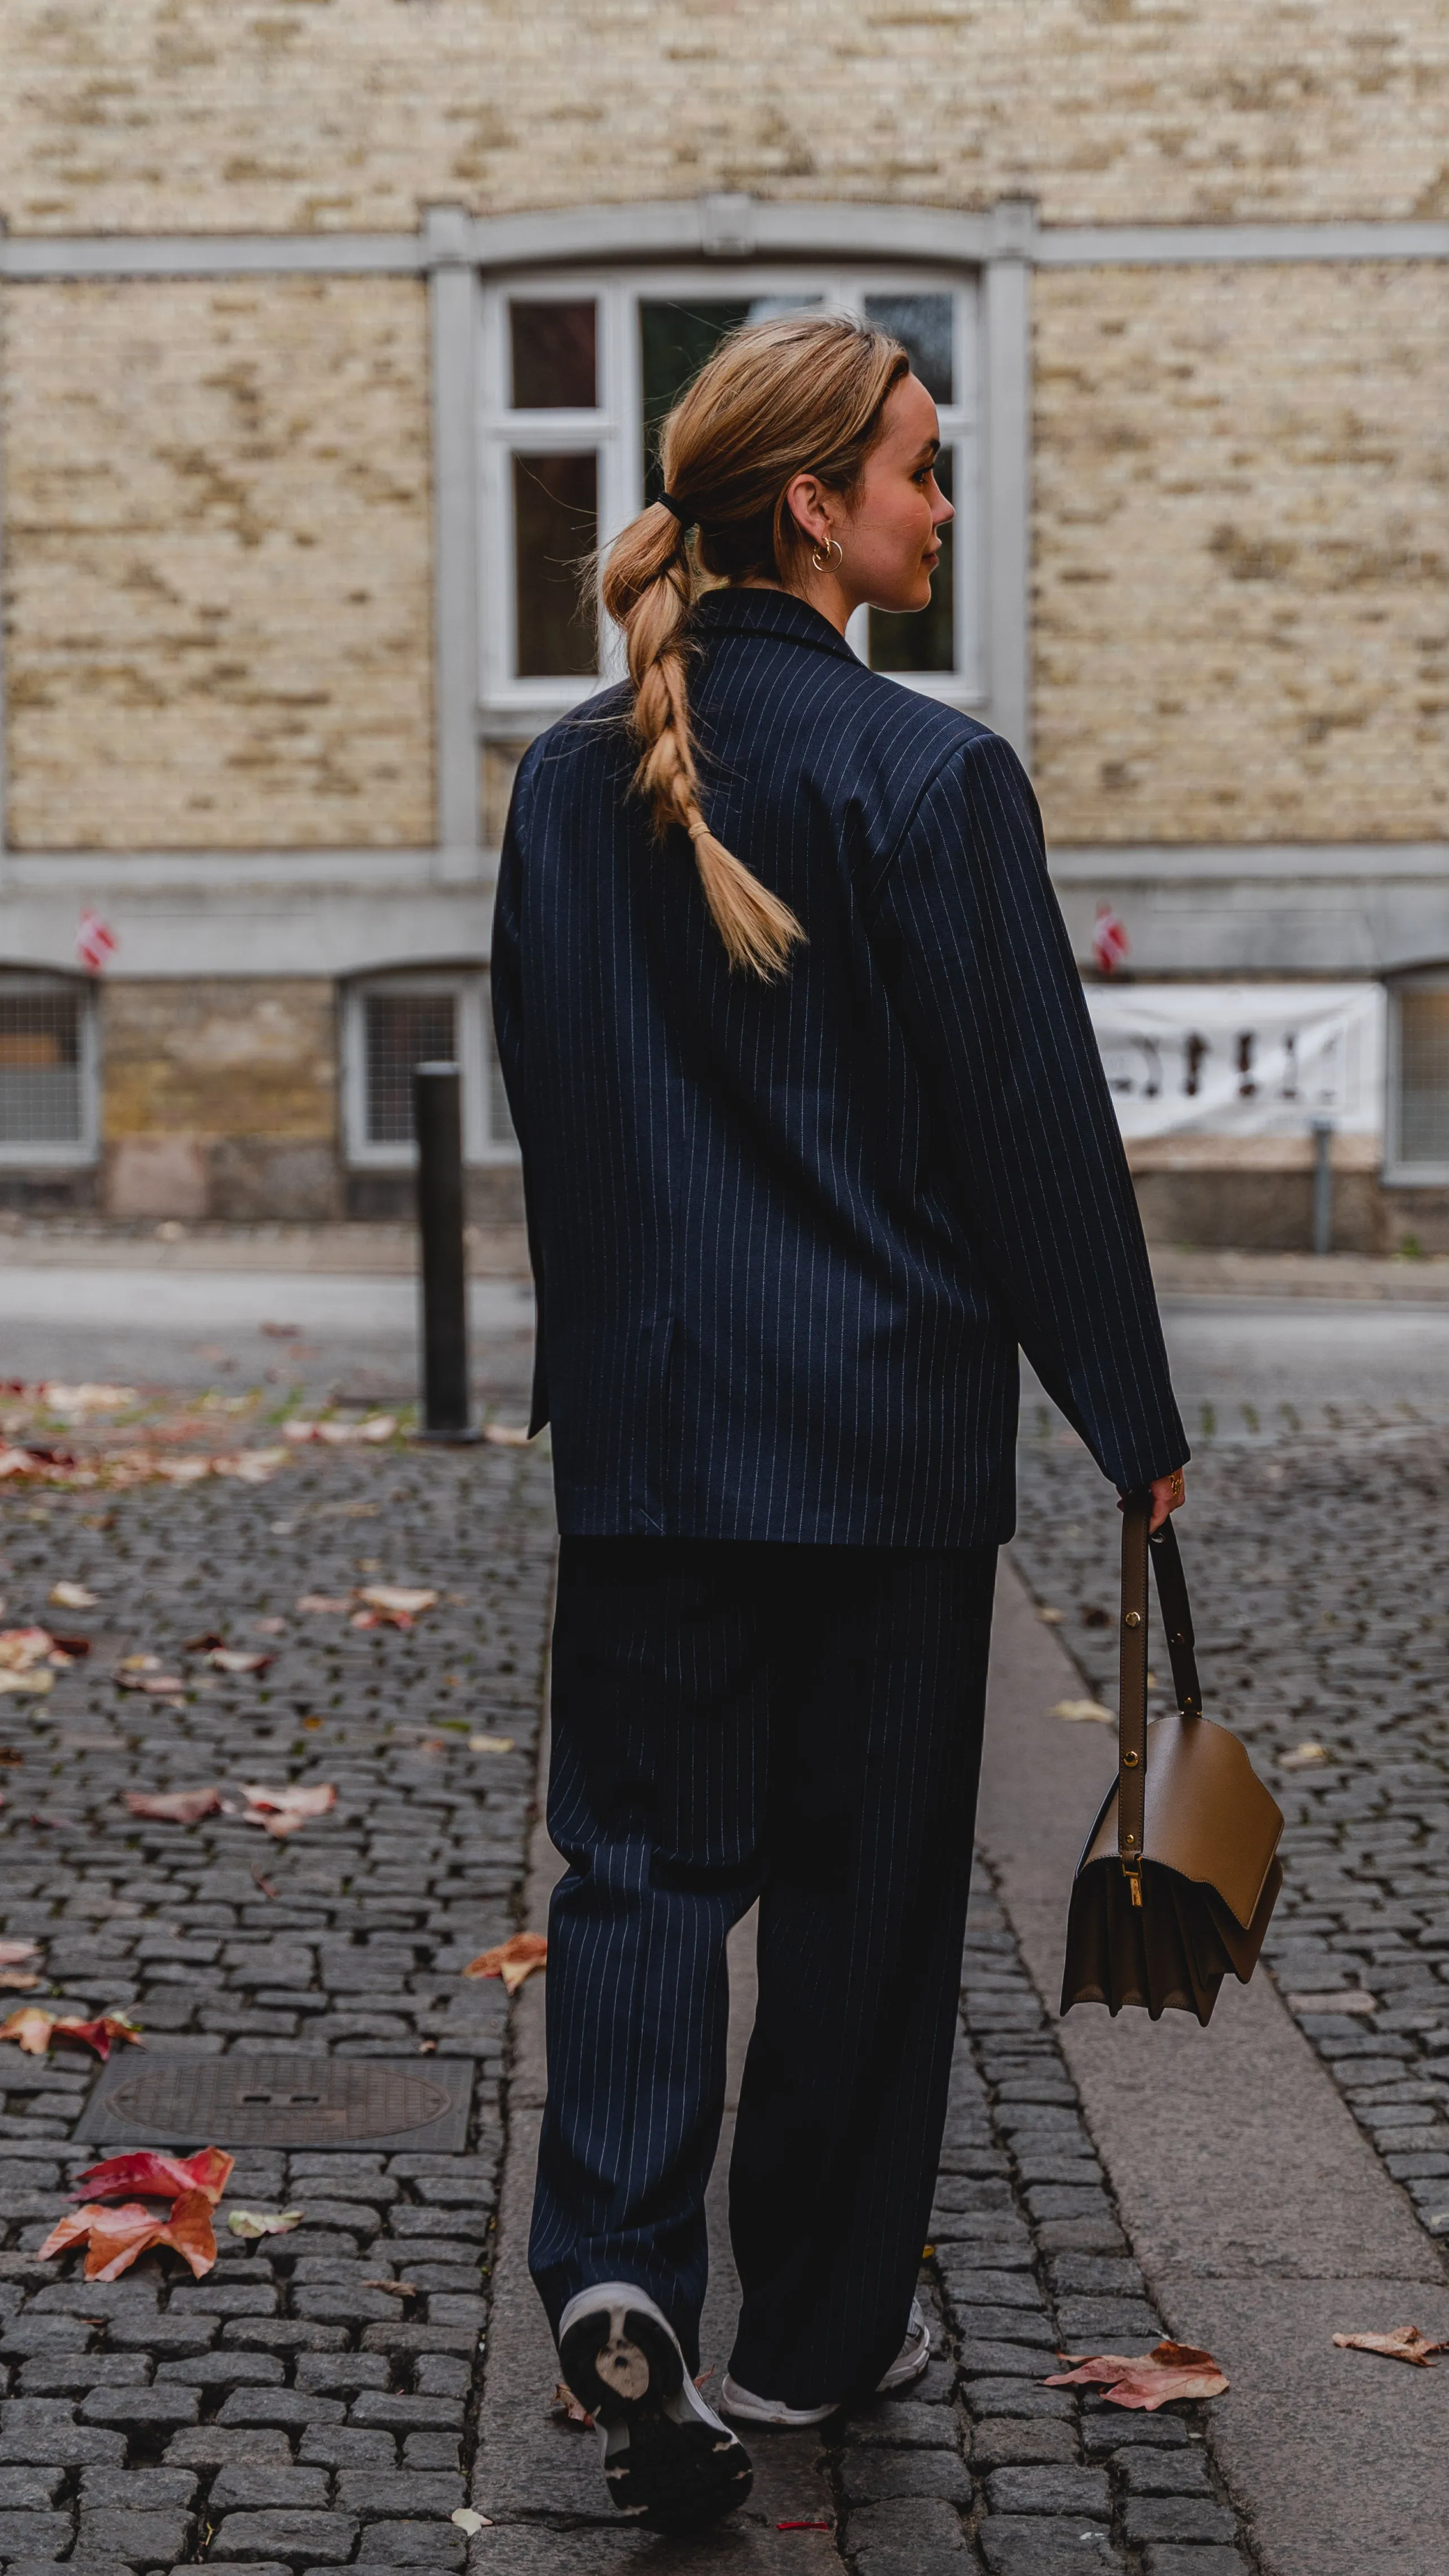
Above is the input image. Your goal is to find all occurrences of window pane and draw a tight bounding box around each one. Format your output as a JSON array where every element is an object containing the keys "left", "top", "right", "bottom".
[
  {"left": 864, "top": 292, "right": 954, "bottom": 404},
  {"left": 868, "top": 450, "right": 955, "bottom": 676},
  {"left": 365, "top": 994, "right": 457, "bottom": 1147},
  {"left": 0, "top": 988, "right": 82, "bottom": 1145},
  {"left": 510, "top": 300, "right": 597, "bottom": 410},
  {"left": 1398, "top": 991, "right": 1449, "bottom": 1165},
  {"left": 513, "top": 453, "right": 598, "bottom": 678},
  {"left": 640, "top": 299, "right": 752, "bottom": 500}
]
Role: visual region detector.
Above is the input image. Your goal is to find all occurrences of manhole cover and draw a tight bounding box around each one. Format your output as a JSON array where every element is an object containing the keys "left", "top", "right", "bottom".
[{"left": 74, "top": 2051, "right": 473, "bottom": 2151}]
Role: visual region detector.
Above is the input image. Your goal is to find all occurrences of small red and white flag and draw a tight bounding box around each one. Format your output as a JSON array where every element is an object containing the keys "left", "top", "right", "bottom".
[
  {"left": 76, "top": 908, "right": 118, "bottom": 975},
  {"left": 1091, "top": 902, "right": 1130, "bottom": 976}
]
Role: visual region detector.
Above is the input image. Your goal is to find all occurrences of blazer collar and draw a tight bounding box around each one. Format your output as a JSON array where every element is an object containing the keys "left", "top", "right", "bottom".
[{"left": 691, "top": 584, "right": 861, "bottom": 665}]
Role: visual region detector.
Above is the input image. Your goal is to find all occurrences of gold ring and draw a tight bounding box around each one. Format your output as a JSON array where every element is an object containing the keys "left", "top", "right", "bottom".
[{"left": 1169, "top": 1470, "right": 1184, "bottom": 1503}]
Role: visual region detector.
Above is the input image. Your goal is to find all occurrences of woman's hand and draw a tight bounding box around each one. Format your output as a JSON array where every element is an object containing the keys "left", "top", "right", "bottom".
[{"left": 1148, "top": 1467, "right": 1186, "bottom": 1533}]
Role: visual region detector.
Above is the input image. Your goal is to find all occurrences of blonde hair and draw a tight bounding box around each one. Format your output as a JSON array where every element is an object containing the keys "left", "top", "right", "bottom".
[{"left": 599, "top": 312, "right": 908, "bottom": 977}]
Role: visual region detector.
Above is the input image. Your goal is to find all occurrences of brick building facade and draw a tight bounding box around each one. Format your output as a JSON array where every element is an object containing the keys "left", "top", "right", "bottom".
[{"left": 1, "top": 2, "right": 1446, "bottom": 1243}]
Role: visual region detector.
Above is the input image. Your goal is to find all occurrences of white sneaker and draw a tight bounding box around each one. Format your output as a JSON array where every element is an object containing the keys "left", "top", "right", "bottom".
[
  {"left": 558, "top": 2282, "right": 753, "bottom": 2530},
  {"left": 719, "top": 2297, "right": 932, "bottom": 2426}
]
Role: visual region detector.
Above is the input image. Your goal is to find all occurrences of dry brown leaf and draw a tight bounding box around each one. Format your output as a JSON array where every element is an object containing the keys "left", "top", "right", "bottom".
[
  {"left": 41, "top": 2185, "right": 217, "bottom": 2281},
  {"left": 0, "top": 1974, "right": 41, "bottom": 1991},
  {"left": 238, "top": 1781, "right": 336, "bottom": 1838},
  {"left": 469, "top": 1734, "right": 515, "bottom": 1754},
  {"left": 464, "top": 1931, "right": 548, "bottom": 1995},
  {"left": 0, "top": 1628, "right": 56, "bottom": 1674},
  {"left": 351, "top": 1585, "right": 438, "bottom": 1631},
  {"left": 0, "top": 2009, "right": 141, "bottom": 2060},
  {"left": 0, "top": 1940, "right": 40, "bottom": 1969},
  {"left": 228, "top": 2208, "right": 303, "bottom": 2238},
  {"left": 125, "top": 1788, "right": 223, "bottom": 1825},
  {"left": 1333, "top": 2325, "right": 1449, "bottom": 2368},
  {"left": 1046, "top": 2340, "right": 1229, "bottom": 2409},
  {"left": 49, "top": 1582, "right": 98, "bottom": 1610},
  {"left": 1279, "top": 1742, "right": 1330, "bottom": 1770},
  {"left": 297, "top": 1594, "right": 350, "bottom": 1615},
  {"left": 207, "top": 1649, "right": 274, "bottom": 1675},
  {"left": 363, "top": 2278, "right": 419, "bottom": 2297}
]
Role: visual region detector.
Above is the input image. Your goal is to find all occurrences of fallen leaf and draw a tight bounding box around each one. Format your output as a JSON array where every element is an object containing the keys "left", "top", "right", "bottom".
[
  {"left": 238, "top": 1781, "right": 336, "bottom": 1838},
  {"left": 125, "top": 1788, "right": 224, "bottom": 1825},
  {"left": 207, "top": 1649, "right": 274, "bottom": 1675},
  {"left": 552, "top": 2380, "right": 595, "bottom": 2426},
  {"left": 1333, "top": 2325, "right": 1449, "bottom": 2367},
  {"left": 296, "top": 1594, "right": 350, "bottom": 1615},
  {"left": 39, "top": 1384, "right": 135, "bottom": 1415},
  {"left": 451, "top": 2510, "right": 487, "bottom": 2535},
  {"left": 118, "top": 1654, "right": 159, "bottom": 1671},
  {"left": 485, "top": 1423, "right": 531, "bottom": 1446},
  {"left": 0, "top": 1940, "right": 40, "bottom": 1969},
  {"left": 227, "top": 2208, "right": 304, "bottom": 2238},
  {"left": 468, "top": 1734, "right": 515, "bottom": 1754},
  {"left": 47, "top": 1634, "right": 92, "bottom": 1660},
  {"left": 363, "top": 2278, "right": 419, "bottom": 2297},
  {"left": 0, "top": 1973, "right": 39, "bottom": 1990},
  {"left": 0, "top": 1751, "right": 23, "bottom": 1767},
  {"left": 0, "top": 2009, "right": 141, "bottom": 2060},
  {"left": 464, "top": 1931, "right": 548, "bottom": 1994},
  {"left": 0, "top": 1628, "right": 57, "bottom": 1673},
  {"left": 74, "top": 2147, "right": 234, "bottom": 2206},
  {"left": 285, "top": 1415, "right": 397, "bottom": 1447},
  {"left": 49, "top": 1582, "right": 98, "bottom": 1610},
  {"left": 114, "top": 1671, "right": 185, "bottom": 1697},
  {"left": 183, "top": 1632, "right": 226, "bottom": 1654},
  {"left": 418, "top": 2038, "right": 438, "bottom": 2054},
  {"left": 41, "top": 2185, "right": 216, "bottom": 2281},
  {"left": 1051, "top": 1698, "right": 1115, "bottom": 1724},
  {"left": 1045, "top": 2340, "right": 1229, "bottom": 2409},
  {"left": 1288, "top": 1989, "right": 1376, "bottom": 2016},
  {"left": 254, "top": 1617, "right": 287, "bottom": 1635},
  {"left": 0, "top": 1670, "right": 52, "bottom": 1697},
  {"left": 1037, "top": 1606, "right": 1065, "bottom": 1623},
  {"left": 352, "top": 1585, "right": 438, "bottom": 1631},
  {"left": 1279, "top": 1741, "right": 1330, "bottom": 1770}
]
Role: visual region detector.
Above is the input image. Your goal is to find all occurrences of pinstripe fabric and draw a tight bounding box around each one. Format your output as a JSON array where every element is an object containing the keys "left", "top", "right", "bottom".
[
  {"left": 529, "top": 1536, "right": 995, "bottom": 2405},
  {"left": 491, "top": 584, "right": 1187, "bottom": 1545}
]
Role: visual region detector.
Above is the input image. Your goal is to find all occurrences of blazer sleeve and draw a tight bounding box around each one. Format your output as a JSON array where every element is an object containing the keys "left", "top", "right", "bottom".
[
  {"left": 490, "top": 762, "right": 550, "bottom": 1436},
  {"left": 864, "top": 730, "right": 1188, "bottom": 1494}
]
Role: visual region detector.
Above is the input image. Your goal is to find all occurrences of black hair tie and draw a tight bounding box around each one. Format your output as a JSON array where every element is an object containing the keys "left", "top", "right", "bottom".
[{"left": 658, "top": 491, "right": 694, "bottom": 525}]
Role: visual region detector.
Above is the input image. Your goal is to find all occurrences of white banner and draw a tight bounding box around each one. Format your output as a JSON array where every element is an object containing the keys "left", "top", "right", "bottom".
[{"left": 1083, "top": 983, "right": 1384, "bottom": 1140}]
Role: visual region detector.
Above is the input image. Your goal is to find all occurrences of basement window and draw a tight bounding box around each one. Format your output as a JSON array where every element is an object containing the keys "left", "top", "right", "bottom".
[
  {"left": 1389, "top": 975, "right": 1449, "bottom": 1182},
  {"left": 343, "top": 970, "right": 516, "bottom": 1169},
  {"left": 0, "top": 973, "right": 96, "bottom": 1165}
]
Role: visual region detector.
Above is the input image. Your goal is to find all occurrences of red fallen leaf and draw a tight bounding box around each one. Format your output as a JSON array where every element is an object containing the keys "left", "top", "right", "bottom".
[
  {"left": 551, "top": 2380, "right": 594, "bottom": 2426},
  {"left": 125, "top": 1788, "right": 223, "bottom": 1825},
  {"left": 1334, "top": 2325, "right": 1449, "bottom": 2367},
  {"left": 238, "top": 1781, "right": 336, "bottom": 1838},
  {"left": 1045, "top": 2340, "right": 1228, "bottom": 2409},
  {"left": 41, "top": 2185, "right": 217, "bottom": 2281},
  {"left": 0, "top": 2009, "right": 141, "bottom": 2060},
  {"left": 73, "top": 2147, "right": 234, "bottom": 2206},
  {"left": 463, "top": 1931, "right": 547, "bottom": 1994},
  {"left": 47, "top": 1635, "right": 92, "bottom": 1660}
]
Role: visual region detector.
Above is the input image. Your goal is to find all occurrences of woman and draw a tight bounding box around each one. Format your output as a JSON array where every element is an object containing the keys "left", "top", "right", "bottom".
[{"left": 492, "top": 312, "right": 1187, "bottom": 2531}]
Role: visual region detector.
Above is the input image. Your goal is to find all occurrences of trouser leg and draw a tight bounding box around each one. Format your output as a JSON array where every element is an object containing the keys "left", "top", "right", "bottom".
[
  {"left": 727, "top": 1544, "right": 995, "bottom": 2409},
  {"left": 527, "top": 1537, "right": 767, "bottom": 2374}
]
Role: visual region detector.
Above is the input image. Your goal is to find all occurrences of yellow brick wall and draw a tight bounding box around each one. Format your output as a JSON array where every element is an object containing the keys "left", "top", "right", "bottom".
[
  {"left": 0, "top": 1, "right": 1444, "bottom": 234},
  {"left": 1033, "top": 262, "right": 1449, "bottom": 846},
  {"left": 1, "top": 276, "right": 434, "bottom": 850}
]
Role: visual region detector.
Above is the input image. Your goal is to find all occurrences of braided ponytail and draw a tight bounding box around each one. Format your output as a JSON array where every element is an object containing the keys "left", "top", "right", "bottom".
[{"left": 599, "top": 312, "right": 907, "bottom": 979}]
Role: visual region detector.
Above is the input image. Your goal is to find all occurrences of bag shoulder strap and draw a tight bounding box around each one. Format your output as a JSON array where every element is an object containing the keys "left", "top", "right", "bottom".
[{"left": 1117, "top": 1495, "right": 1205, "bottom": 1895}]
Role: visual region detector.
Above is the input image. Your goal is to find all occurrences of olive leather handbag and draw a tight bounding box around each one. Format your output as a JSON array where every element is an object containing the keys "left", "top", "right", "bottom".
[{"left": 1061, "top": 1492, "right": 1284, "bottom": 2027}]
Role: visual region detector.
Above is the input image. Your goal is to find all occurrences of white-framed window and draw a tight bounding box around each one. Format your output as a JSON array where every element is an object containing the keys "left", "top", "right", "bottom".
[
  {"left": 1386, "top": 970, "right": 1449, "bottom": 1184},
  {"left": 0, "top": 971, "right": 97, "bottom": 1167},
  {"left": 478, "top": 267, "right": 980, "bottom": 732},
  {"left": 341, "top": 969, "right": 517, "bottom": 1169}
]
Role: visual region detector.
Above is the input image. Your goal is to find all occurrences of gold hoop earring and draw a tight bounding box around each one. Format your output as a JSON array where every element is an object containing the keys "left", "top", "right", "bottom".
[{"left": 810, "top": 534, "right": 844, "bottom": 574}]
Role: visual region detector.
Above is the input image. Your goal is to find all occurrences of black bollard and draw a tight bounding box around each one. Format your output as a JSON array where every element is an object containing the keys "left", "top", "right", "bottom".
[
  {"left": 414, "top": 1061, "right": 478, "bottom": 1442},
  {"left": 1312, "top": 1119, "right": 1334, "bottom": 1258}
]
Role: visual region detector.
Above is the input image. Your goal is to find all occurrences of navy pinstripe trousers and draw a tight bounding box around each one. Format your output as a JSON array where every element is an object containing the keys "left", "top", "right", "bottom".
[{"left": 528, "top": 1537, "right": 995, "bottom": 2408}]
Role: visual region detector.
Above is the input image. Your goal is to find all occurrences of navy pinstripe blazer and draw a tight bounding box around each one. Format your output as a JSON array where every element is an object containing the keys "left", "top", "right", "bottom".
[{"left": 492, "top": 586, "right": 1186, "bottom": 1544}]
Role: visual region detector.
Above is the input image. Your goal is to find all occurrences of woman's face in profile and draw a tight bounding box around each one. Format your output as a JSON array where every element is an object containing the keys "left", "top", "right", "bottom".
[{"left": 842, "top": 371, "right": 954, "bottom": 618}]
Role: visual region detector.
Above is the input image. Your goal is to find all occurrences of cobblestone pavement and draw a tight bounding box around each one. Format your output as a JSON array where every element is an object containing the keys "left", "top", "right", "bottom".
[
  {"left": 1012, "top": 1418, "right": 1449, "bottom": 2281},
  {"left": 0, "top": 1438, "right": 555, "bottom": 2576}
]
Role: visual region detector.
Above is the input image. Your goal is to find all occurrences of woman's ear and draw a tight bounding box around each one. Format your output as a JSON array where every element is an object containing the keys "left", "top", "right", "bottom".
[{"left": 782, "top": 469, "right": 830, "bottom": 551}]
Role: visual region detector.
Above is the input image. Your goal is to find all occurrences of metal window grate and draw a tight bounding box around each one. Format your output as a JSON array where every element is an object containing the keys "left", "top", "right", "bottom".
[
  {"left": 0, "top": 986, "right": 83, "bottom": 1145},
  {"left": 363, "top": 994, "right": 457, "bottom": 1147},
  {"left": 484, "top": 986, "right": 516, "bottom": 1150},
  {"left": 1398, "top": 990, "right": 1449, "bottom": 1167}
]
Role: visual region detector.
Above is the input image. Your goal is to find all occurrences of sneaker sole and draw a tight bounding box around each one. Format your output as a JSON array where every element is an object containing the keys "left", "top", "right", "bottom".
[{"left": 559, "top": 2295, "right": 753, "bottom": 2532}]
